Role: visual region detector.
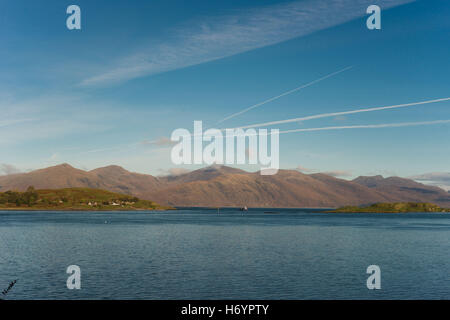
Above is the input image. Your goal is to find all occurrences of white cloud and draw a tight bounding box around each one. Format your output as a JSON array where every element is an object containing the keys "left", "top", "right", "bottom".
[
  {"left": 297, "top": 165, "right": 352, "bottom": 177},
  {"left": 296, "top": 165, "right": 315, "bottom": 173},
  {"left": 0, "top": 164, "right": 21, "bottom": 175},
  {"left": 158, "top": 167, "right": 191, "bottom": 177},
  {"left": 80, "top": 0, "right": 413, "bottom": 86},
  {"left": 141, "top": 136, "right": 177, "bottom": 147},
  {"left": 322, "top": 170, "right": 353, "bottom": 178},
  {"left": 410, "top": 172, "right": 450, "bottom": 191},
  {"left": 49, "top": 153, "right": 61, "bottom": 161}
]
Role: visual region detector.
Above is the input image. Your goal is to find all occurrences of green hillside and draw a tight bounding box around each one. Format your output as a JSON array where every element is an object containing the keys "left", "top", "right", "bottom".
[
  {"left": 0, "top": 187, "right": 174, "bottom": 211},
  {"left": 329, "top": 202, "right": 450, "bottom": 213}
]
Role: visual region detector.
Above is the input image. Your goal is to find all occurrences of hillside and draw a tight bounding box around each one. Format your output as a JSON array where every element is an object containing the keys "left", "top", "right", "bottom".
[
  {"left": 146, "top": 168, "right": 392, "bottom": 207},
  {"left": 146, "top": 167, "right": 450, "bottom": 208},
  {"left": 0, "top": 164, "right": 449, "bottom": 208},
  {"left": 0, "top": 187, "right": 172, "bottom": 211},
  {"left": 352, "top": 175, "right": 450, "bottom": 204},
  {"left": 0, "top": 163, "right": 164, "bottom": 195}
]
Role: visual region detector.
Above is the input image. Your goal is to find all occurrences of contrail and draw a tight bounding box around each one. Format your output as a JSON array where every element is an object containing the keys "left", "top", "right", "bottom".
[
  {"left": 232, "top": 97, "right": 450, "bottom": 130},
  {"left": 216, "top": 66, "right": 353, "bottom": 125},
  {"left": 146, "top": 97, "right": 450, "bottom": 142},
  {"left": 275, "top": 119, "right": 450, "bottom": 135},
  {"left": 221, "top": 120, "right": 450, "bottom": 138},
  {"left": 82, "top": 119, "right": 450, "bottom": 154},
  {"left": 83, "top": 96, "right": 449, "bottom": 154}
]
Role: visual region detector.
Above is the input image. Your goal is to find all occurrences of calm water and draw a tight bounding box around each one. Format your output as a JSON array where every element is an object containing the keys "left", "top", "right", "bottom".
[{"left": 0, "top": 208, "right": 449, "bottom": 300}]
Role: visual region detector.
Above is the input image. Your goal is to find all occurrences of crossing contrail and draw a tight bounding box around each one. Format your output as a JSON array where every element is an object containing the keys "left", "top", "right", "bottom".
[
  {"left": 216, "top": 66, "right": 353, "bottom": 125},
  {"left": 232, "top": 97, "right": 450, "bottom": 130},
  {"left": 83, "top": 96, "right": 449, "bottom": 154},
  {"left": 148, "top": 97, "right": 450, "bottom": 142},
  {"left": 225, "top": 119, "right": 450, "bottom": 138},
  {"left": 83, "top": 118, "right": 450, "bottom": 154}
]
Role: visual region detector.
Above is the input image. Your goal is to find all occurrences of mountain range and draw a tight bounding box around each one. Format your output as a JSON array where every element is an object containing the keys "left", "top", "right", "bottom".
[{"left": 0, "top": 164, "right": 449, "bottom": 208}]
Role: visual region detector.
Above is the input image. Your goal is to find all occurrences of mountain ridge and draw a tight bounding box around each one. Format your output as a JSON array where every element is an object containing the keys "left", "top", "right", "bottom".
[{"left": 0, "top": 164, "right": 449, "bottom": 208}]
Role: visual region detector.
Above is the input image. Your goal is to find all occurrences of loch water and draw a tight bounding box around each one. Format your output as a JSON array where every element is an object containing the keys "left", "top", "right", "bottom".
[{"left": 0, "top": 208, "right": 449, "bottom": 299}]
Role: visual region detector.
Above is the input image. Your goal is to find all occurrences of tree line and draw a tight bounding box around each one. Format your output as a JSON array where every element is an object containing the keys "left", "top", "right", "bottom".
[{"left": 0, "top": 186, "right": 39, "bottom": 206}]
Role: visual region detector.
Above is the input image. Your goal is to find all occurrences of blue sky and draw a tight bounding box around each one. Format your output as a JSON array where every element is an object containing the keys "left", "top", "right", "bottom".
[{"left": 1, "top": 0, "right": 449, "bottom": 187}]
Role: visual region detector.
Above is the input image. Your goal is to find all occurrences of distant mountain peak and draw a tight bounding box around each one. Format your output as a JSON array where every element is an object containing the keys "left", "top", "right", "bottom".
[
  {"left": 352, "top": 175, "right": 385, "bottom": 187},
  {"left": 91, "top": 165, "right": 129, "bottom": 174},
  {"left": 55, "top": 163, "right": 75, "bottom": 169},
  {"left": 199, "top": 164, "right": 227, "bottom": 171},
  {"left": 202, "top": 165, "right": 247, "bottom": 173},
  {"left": 37, "top": 163, "right": 79, "bottom": 172},
  {"left": 60, "top": 163, "right": 72, "bottom": 167}
]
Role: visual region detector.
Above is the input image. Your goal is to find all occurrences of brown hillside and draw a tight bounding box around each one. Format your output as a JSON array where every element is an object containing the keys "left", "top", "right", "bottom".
[{"left": 1, "top": 164, "right": 449, "bottom": 208}]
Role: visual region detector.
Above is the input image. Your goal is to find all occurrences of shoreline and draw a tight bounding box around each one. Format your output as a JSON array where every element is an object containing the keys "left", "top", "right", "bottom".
[
  {"left": 174, "top": 206, "right": 336, "bottom": 210},
  {"left": 0, "top": 207, "right": 176, "bottom": 212}
]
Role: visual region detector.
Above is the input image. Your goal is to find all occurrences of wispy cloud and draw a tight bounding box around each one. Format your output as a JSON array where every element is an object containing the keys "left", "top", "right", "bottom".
[
  {"left": 322, "top": 170, "right": 353, "bottom": 178},
  {"left": 141, "top": 137, "right": 177, "bottom": 147},
  {"left": 79, "top": 137, "right": 175, "bottom": 156},
  {"left": 158, "top": 167, "right": 191, "bottom": 177},
  {"left": 410, "top": 172, "right": 450, "bottom": 191},
  {"left": 77, "top": 144, "right": 140, "bottom": 156},
  {"left": 80, "top": 0, "right": 413, "bottom": 86},
  {"left": 297, "top": 165, "right": 351, "bottom": 177},
  {"left": 296, "top": 165, "right": 316, "bottom": 173},
  {"left": 0, "top": 118, "right": 35, "bottom": 128},
  {"left": 0, "top": 164, "right": 21, "bottom": 175},
  {"left": 0, "top": 94, "right": 141, "bottom": 147}
]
